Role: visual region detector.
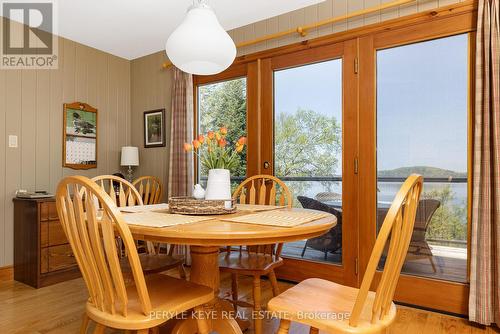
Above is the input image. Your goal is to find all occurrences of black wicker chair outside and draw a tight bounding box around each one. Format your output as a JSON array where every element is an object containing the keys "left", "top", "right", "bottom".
[
  {"left": 297, "top": 196, "right": 342, "bottom": 260},
  {"left": 406, "top": 198, "right": 441, "bottom": 272}
]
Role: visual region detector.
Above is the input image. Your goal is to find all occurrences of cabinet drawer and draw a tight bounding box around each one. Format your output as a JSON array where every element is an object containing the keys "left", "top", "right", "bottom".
[
  {"left": 47, "top": 244, "right": 77, "bottom": 272},
  {"left": 48, "top": 221, "right": 67, "bottom": 246},
  {"left": 40, "top": 202, "right": 58, "bottom": 221},
  {"left": 41, "top": 248, "right": 48, "bottom": 274},
  {"left": 41, "top": 221, "right": 49, "bottom": 248}
]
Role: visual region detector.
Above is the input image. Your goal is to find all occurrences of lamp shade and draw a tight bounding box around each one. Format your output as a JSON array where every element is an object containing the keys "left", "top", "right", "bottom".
[
  {"left": 165, "top": 2, "right": 236, "bottom": 75},
  {"left": 120, "top": 146, "right": 139, "bottom": 166}
]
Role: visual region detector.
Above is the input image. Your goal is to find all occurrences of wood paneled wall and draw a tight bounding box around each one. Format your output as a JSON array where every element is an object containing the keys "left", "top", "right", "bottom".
[
  {"left": 130, "top": 52, "right": 172, "bottom": 202},
  {"left": 0, "top": 18, "right": 131, "bottom": 267}
]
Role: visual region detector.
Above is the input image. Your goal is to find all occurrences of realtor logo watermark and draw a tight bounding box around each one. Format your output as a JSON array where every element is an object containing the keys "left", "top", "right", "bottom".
[{"left": 1, "top": 0, "right": 58, "bottom": 69}]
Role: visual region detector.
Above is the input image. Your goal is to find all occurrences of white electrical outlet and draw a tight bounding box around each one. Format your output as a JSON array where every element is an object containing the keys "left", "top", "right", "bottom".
[{"left": 8, "top": 135, "right": 18, "bottom": 148}]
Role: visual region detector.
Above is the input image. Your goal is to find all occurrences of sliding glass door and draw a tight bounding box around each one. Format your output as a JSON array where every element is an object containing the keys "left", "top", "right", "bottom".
[
  {"left": 274, "top": 59, "right": 343, "bottom": 264},
  {"left": 358, "top": 25, "right": 474, "bottom": 313},
  {"left": 263, "top": 42, "right": 359, "bottom": 286},
  {"left": 267, "top": 31, "right": 473, "bottom": 311},
  {"left": 376, "top": 34, "right": 469, "bottom": 283}
]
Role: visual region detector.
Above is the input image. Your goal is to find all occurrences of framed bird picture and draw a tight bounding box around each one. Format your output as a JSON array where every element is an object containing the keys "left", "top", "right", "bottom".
[{"left": 63, "top": 102, "right": 98, "bottom": 169}]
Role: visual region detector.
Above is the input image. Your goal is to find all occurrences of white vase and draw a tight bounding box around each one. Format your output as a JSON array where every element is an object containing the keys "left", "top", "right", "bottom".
[{"left": 205, "top": 169, "right": 232, "bottom": 203}]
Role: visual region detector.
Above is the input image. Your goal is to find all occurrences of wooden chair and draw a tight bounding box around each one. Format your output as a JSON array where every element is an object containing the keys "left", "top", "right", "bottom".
[
  {"left": 220, "top": 174, "right": 292, "bottom": 334},
  {"left": 56, "top": 176, "right": 213, "bottom": 334},
  {"left": 132, "top": 176, "right": 163, "bottom": 205},
  {"left": 268, "top": 174, "right": 423, "bottom": 334},
  {"left": 91, "top": 175, "right": 186, "bottom": 278}
]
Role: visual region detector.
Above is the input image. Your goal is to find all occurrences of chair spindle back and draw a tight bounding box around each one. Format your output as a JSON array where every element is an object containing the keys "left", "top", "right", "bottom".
[
  {"left": 91, "top": 175, "right": 143, "bottom": 207},
  {"left": 56, "top": 176, "right": 152, "bottom": 317},
  {"left": 232, "top": 175, "right": 292, "bottom": 256},
  {"left": 132, "top": 176, "right": 163, "bottom": 205},
  {"left": 233, "top": 175, "right": 292, "bottom": 208},
  {"left": 349, "top": 174, "right": 423, "bottom": 327}
]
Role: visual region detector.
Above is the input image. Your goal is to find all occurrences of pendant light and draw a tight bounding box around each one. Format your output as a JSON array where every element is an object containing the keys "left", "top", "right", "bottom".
[{"left": 166, "top": 0, "right": 236, "bottom": 75}]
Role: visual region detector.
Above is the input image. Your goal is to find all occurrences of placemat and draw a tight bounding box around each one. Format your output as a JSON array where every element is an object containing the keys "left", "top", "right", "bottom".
[
  {"left": 221, "top": 209, "right": 331, "bottom": 227},
  {"left": 122, "top": 212, "right": 213, "bottom": 228},
  {"left": 236, "top": 204, "right": 285, "bottom": 212},
  {"left": 119, "top": 203, "right": 169, "bottom": 213}
]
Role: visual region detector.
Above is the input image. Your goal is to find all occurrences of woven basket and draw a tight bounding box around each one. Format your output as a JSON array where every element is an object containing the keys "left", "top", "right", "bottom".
[{"left": 168, "top": 197, "right": 236, "bottom": 215}]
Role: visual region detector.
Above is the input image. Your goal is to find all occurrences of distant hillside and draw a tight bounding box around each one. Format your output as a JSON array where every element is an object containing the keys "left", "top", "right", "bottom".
[{"left": 378, "top": 166, "right": 467, "bottom": 178}]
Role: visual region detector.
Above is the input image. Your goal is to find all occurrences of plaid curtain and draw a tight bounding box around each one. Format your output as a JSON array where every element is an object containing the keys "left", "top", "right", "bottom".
[
  {"left": 469, "top": 0, "right": 500, "bottom": 325},
  {"left": 168, "top": 67, "right": 194, "bottom": 198}
]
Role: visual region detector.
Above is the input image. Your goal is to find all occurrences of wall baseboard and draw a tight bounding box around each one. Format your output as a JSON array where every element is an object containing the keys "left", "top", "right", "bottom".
[{"left": 0, "top": 266, "right": 14, "bottom": 282}]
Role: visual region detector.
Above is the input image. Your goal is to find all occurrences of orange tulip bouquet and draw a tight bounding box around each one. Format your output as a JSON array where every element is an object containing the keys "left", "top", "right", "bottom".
[
  {"left": 184, "top": 127, "right": 246, "bottom": 200},
  {"left": 184, "top": 126, "right": 246, "bottom": 172}
]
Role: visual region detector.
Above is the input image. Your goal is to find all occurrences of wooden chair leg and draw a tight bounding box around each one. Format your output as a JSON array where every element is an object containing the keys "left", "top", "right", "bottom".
[
  {"left": 268, "top": 270, "right": 280, "bottom": 297},
  {"left": 194, "top": 306, "right": 210, "bottom": 334},
  {"left": 253, "top": 275, "right": 263, "bottom": 334},
  {"left": 309, "top": 327, "right": 319, "bottom": 334},
  {"left": 277, "top": 319, "right": 291, "bottom": 334},
  {"left": 151, "top": 327, "right": 160, "bottom": 334},
  {"left": 178, "top": 263, "right": 186, "bottom": 279},
  {"left": 92, "top": 324, "right": 106, "bottom": 334},
  {"left": 231, "top": 273, "right": 239, "bottom": 312},
  {"left": 80, "top": 313, "right": 90, "bottom": 334},
  {"left": 136, "top": 329, "right": 149, "bottom": 334}
]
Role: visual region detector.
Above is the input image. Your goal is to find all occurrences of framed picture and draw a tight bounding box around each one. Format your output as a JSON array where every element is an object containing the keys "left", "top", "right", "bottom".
[
  {"left": 63, "top": 102, "right": 98, "bottom": 169},
  {"left": 144, "top": 109, "right": 166, "bottom": 148}
]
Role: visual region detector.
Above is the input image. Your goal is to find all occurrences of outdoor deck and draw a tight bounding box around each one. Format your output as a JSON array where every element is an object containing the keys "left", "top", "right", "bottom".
[{"left": 282, "top": 241, "right": 467, "bottom": 283}]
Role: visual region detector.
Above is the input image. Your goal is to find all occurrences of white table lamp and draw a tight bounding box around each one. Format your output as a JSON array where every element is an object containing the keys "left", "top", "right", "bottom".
[{"left": 121, "top": 146, "right": 139, "bottom": 182}]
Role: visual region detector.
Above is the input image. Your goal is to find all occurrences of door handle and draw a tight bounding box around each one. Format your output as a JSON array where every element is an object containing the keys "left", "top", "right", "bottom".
[{"left": 263, "top": 161, "right": 270, "bottom": 169}]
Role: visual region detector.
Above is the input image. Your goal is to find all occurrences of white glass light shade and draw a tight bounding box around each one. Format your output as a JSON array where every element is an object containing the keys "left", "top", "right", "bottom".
[
  {"left": 120, "top": 146, "right": 139, "bottom": 166},
  {"left": 166, "top": 3, "right": 236, "bottom": 75}
]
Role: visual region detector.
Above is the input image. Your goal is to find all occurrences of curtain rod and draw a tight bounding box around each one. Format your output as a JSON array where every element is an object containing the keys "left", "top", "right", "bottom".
[{"left": 161, "top": 0, "right": 416, "bottom": 69}]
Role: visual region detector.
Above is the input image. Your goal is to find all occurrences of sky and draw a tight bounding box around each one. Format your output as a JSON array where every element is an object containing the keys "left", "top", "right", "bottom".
[
  {"left": 274, "top": 33, "right": 469, "bottom": 174},
  {"left": 274, "top": 59, "right": 343, "bottom": 174}
]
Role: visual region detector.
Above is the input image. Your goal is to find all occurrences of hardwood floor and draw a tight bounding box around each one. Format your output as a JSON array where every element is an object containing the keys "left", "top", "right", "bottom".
[{"left": 0, "top": 269, "right": 497, "bottom": 334}]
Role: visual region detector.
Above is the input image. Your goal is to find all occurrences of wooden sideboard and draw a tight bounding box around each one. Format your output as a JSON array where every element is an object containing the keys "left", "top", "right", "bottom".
[{"left": 13, "top": 197, "right": 80, "bottom": 288}]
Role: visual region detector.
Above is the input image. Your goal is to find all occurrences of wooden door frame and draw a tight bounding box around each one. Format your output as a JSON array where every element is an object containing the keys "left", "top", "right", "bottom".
[
  {"left": 259, "top": 41, "right": 359, "bottom": 287},
  {"left": 358, "top": 11, "right": 476, "bottom": 315}
]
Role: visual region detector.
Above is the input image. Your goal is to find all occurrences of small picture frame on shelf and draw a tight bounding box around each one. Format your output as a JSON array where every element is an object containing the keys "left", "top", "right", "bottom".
[
  {"left": 144, "top": 109, "right": 166, "bottom": 148},
  {"left": 63, "top": 102, "right": 98, "bottom": 170}
]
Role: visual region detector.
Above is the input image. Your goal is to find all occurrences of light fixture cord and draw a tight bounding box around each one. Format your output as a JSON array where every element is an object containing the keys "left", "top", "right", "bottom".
[{"left": 194, "top": 0, "right": 209, "bottom": 7}]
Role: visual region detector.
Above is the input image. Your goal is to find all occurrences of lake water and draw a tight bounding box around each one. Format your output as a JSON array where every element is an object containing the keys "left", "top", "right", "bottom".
[{"left": 284, "top": 180, "right": 467, "bottom": 208}]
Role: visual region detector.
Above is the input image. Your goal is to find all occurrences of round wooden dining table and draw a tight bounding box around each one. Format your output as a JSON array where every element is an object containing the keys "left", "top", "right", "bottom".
[{"left": 126, "top": 207, "right": 337, "bottom": 334}]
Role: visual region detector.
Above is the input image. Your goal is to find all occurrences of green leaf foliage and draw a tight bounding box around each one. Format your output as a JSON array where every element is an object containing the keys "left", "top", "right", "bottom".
[{"left": 199, "top": 78, "right": 247, "bottom": 176}]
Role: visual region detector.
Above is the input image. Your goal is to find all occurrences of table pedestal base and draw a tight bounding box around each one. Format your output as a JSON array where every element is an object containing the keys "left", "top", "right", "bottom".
[{"left": 171, "top": 246, "right": 244, "bottom": 334}]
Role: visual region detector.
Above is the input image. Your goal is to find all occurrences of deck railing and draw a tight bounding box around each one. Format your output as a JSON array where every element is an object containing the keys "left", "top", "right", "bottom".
[{"left": 200, "top": 175, "right": 468, "bottom": 183}]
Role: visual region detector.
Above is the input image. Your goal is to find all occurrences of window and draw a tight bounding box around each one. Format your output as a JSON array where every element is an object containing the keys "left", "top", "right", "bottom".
[
  {"left": 376, "top": 34, "right": 469, "bottom": 282},
  {"left": 197, "top": 77, "right": 247, "bottom": 185},
  {"left": 274, "top": 59, "right": 343, "bottom": 264}
]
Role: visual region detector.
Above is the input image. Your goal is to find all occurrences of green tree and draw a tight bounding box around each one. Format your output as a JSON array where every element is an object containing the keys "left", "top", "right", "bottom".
[
  {"left": 422, "top": 185, "right": 467, "bottom": 243},
  {"left": 275, "top": 108, "right": 341, "bottom": 177},
  {"left": 275, "top": 108, "right": 342, "bottom": 205},
  {"left": 198, "top": 78, "right": 247, "bottom": 176}
]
